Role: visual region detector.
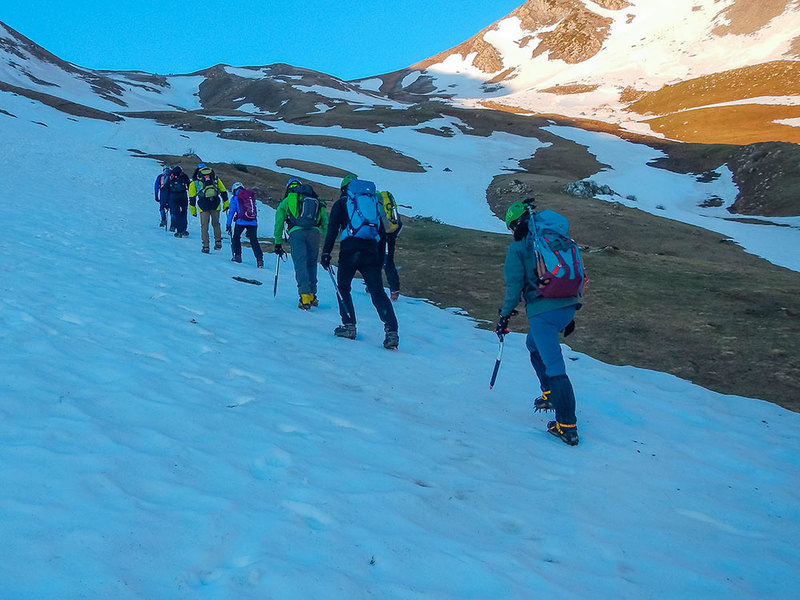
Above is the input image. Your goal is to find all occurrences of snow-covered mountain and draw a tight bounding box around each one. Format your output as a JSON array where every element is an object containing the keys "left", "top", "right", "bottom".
[
  {"left": 2, "top": 57, "right": 800, "bottom": 600},
  {"left": 0, "top": 21, "right": 408, "bottom": 118},
  {"left": 366, "top": 0, "right": 800, "bottom": 143}
]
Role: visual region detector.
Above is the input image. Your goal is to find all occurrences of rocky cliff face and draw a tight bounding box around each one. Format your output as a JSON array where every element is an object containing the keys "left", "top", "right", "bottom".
[{"left": 412, "top": 0, "right": 627, "bottom": 75}]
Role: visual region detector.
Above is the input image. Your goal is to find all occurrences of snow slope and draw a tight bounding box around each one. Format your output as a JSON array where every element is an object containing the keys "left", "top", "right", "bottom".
[{"left": 2, "top": 78, "right": 800, "bottom": 599}]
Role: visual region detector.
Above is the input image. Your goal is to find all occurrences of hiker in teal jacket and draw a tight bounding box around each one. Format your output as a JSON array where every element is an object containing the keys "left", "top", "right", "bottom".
[
  {"left": 497, "top": 200, "right": 583, "bottom": 446},
  {"left": 273, "top": 179, "right": 328, "bottom": 309}
]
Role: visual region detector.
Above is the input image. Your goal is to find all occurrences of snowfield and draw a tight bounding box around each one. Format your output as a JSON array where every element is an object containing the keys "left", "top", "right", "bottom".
[{"left": 2, "top": 73, "right": 800, "bottom": 599}]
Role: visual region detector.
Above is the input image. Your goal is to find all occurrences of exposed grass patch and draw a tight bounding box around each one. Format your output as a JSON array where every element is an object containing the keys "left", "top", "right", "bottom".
[
  {"left": 274, "top": 159, "right": 351, "bottom": 179},
  {"left": 125, "top": 110, "right": 426, "bottom": 172},
  {"left": 644, "top": 104, "right": 800, "bottom": 145},
  {"left": 0, "top": 81, "right": 122, "bottom": 122},
  {"left": 627, "top": 61, "right": 800, "bottom": 115},
  {"left": 540, "top": 84, "right": 601, "bottom": 95}
]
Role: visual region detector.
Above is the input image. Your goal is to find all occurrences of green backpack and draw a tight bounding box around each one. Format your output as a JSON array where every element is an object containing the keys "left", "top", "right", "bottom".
[
  {"left": 197, "top": 167, "right": 220, "bottom": 199},
  {"left": 378, "top": 191, "right": 401, "bottom": 234}
]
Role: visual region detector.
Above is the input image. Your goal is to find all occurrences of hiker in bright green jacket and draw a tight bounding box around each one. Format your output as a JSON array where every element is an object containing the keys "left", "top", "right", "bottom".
[{"left": 273, "top": 179, "right": 328, "bottom": 309}]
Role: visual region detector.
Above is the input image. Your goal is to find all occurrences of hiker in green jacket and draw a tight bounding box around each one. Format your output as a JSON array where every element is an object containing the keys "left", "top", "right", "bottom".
[{"left": 273, "top": 179, "right": 328, "bottom": 309}]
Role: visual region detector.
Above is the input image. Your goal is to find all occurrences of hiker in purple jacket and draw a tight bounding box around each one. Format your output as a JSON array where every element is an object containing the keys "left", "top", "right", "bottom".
[{"left": 226, "top": 182, "right": 263, "bottom": 268}]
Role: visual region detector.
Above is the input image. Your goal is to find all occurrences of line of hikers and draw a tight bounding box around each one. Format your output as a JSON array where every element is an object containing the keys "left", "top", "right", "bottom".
[
  {"left": 154, "top": 165, "right": 403, "bottom": 350},
  {"left": 154, "top": 165, "right": 585, "bottom": 445}
]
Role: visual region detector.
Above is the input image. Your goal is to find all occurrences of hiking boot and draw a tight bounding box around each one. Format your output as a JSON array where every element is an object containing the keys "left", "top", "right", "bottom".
[
  {"left": 214, "top": 240, "right": 222, "bottom": 251},
  {"left": 547, "top": 421, "right": 579, "bottom": 446},
  {"left": 181, "top": 231, "right": 189, "bottom": 237},
  {"left": 334, "top": 323, "right": 357, "bottom": 339},
  {"left": 202, "top": 247, "right": 210, "bottom": 254},
  {"left": 310, "top": 294, "right": 319, "bottom": 307},
  {"left": 390, "top": 290, "right": 400, "bottom": 301},
  {"left": 231, "top": 254, "right": 242, "bottom": 263},
  {"left": 174, "top": 231, "right": 182, "bottom": 238},
  {"left": 159, "top": 219, "right": 167, "bottom": 228},
  {"left": 298, "top": 294, "right": 314, "bottom": 310},
  {"left": 534, "top": 390, "right": 554, "bottom": 412},
  {"left": 169, "top": 226, "right": 176, "bottom": 232},
  {"left": 383, "top": 330, "right": 399, "bottom": 350},
  {"left": 257, "top": 259, "right": 264, "bottom": 269}
]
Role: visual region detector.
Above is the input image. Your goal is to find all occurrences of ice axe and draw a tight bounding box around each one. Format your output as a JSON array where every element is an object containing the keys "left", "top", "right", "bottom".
[
  {"left": 489, "top": 335, "right": 504, "bottom": 390},
  {"left": 326, "top": 265, "right": 353, "bottom": 323},
  {"left": 273, "top": 252, "right": 287, "bottom": 297}
]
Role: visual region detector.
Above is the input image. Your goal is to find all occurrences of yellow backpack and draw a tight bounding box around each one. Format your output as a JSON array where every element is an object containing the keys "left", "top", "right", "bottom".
[{"left": 378, "top": 191, "right": 401, "bottom": 234}]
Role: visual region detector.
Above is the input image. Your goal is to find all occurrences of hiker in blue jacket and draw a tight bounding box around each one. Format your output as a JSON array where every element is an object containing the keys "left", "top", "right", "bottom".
[
  {"left": 154, "top": 166, "right": 171, "bottom": 228},
  {"left": 226, "top": 182, "right": 264, "bottom": 268},
  {"left": 497, "top": 199, "right": 584, "bottom": 446},
  {"left": 320, "top": 173, "right": 398, "bottom": 349}
]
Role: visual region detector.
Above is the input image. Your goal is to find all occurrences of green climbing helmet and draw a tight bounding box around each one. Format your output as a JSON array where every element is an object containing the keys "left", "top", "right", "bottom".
[
  {"left": 340, "top": 173, "right": 358, "bottom": 189},
  {"left": 504, "top": 197, "right": 537, "bottom": 229},
  {"left": 504, "top": 201, "right": 527, "bottom": 229}
]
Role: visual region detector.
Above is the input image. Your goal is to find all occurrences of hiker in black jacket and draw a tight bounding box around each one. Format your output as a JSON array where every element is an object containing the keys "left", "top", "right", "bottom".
[
  {"left": 320, "top": 174, "right": 399, "bottom": 349},
  {"left": 166, "top": 166, "right": 191, "bottom": 238}
]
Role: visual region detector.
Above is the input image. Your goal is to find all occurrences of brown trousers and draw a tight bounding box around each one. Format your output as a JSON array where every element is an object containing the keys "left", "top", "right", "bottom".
[{"left": 199, "top": 210, "right": 221, "bottom": 250}]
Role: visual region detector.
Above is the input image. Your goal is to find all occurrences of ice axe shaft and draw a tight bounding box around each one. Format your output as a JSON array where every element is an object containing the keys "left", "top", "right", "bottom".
[
  {"left": 327, "top": 266, "right": 353, "bottom": 322},
  {"left": 489, "top": 336, "right": 504, "bottom": 390},
  {"left": 273, "top": 254, "right": 281, "bottom": 297}
]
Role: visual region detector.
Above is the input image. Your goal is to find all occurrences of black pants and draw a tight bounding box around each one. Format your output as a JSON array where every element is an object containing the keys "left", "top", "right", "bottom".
[
  {"left": 169, "top": 195, "right": 188, "bottom": 234},
  {"left": 336, "top": 244, "right": 398, "bottom": 331},
  {"left": 380, "top": 234, "right": 400, "bottom": 292},
  {"left": 232, "top": 224, "right": 263, "bottom": 262}
]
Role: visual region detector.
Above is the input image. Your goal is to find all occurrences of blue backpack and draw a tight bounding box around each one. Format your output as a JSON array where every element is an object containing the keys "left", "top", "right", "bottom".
[
  {"left": 528, "top": 210, "right": 586, "bottom": 299},
  {"left": 341, "top": 179, "right": 381, "bottom": 241}
]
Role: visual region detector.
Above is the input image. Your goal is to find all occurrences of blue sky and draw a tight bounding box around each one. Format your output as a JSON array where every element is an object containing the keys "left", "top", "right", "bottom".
[{"left": 2, "top": 1, "right": 522, "bottom": 79}]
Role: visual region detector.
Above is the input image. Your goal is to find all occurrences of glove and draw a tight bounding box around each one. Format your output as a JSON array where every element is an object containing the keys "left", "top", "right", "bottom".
[
  {"left": 225, "top": 225, "right": 232, "bottom": 235},
  {"left": 563, "top": 319, "right": 576, "bottom": 338},
  {"left": 320, "top": 253, "right": 331, "bottom": 271},
  {"left": 495, "top": 314, "right": 511, "bottom": 339},
  {"left": 189, "top": 205, "right": 197, "bottom": 217},
  {"left": 274, "top": 244, "right": 285, "bottom": 258}
]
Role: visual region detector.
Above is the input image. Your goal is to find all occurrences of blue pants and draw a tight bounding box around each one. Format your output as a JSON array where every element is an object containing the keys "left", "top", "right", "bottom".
[{"left": 526, "top": 306, "right": 577, "bottom": 425}]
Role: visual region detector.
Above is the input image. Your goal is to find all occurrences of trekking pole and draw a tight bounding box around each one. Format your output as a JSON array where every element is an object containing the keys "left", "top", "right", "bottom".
[
  {"left": 489, "top": 334, "right": 504, "bottom": 390},
  {"left": 273, "top": 253, "right": 281, "bottom": 297},
  {"left": 326, "top": 265, "right": 353, "bottom": 322}
]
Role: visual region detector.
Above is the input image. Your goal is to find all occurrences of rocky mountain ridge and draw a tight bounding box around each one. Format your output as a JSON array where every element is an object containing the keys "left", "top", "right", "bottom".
[{"left": 365, "top": 0, "right": 800, "bottom": 145}]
